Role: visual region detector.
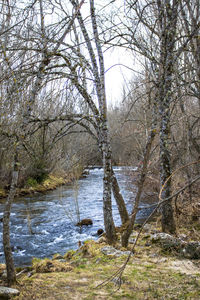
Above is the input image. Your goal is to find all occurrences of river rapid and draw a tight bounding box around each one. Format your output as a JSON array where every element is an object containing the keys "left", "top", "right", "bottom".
[{"left": 0, "top": 167, "right": 153, "bottom": 266}]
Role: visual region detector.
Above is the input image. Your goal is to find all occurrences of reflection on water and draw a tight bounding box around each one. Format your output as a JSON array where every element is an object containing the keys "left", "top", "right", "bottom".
[{"left": 0, "top": 167, "right": 153, "bottom": 266}]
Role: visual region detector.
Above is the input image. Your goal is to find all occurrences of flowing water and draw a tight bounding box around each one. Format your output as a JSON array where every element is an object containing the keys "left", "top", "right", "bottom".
[{"left": 0, "top": 167, "right": 153, "bottom": 266}]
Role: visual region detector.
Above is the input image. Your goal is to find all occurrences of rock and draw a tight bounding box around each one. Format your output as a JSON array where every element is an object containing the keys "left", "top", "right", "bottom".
[
  {"left": 0, "top": 218, "right": 3, "bottom": 222},
  {"left": 97, "top": 228, "right": 104, "bottom": 236},
  {"left": 27, "top": 271, "right": 34, "bottom": 278},
  {"left": 52, "top": 254, "right": 64, "bottom": 260},
  {"left": 178, "top": 234, "right": 187, "bottom": 241},
  {"left": 0, "top": 286, "right": 20, "bottom": 299},
  {"left": 1, "top": 270, "right": 7, "bottom": 279},
  {"left": 130, "top": 231, "right": 138, "bottom": 238},
  {"left": 151, "top": 233, "right": 200, "bottom": 259},
  {"left": 96, "top": 236, "right": 107, "bottom": 244},
  {"left": 143, "top": 224, "right": 152, "bottom": 232},
  {"left": 82, "top": 170, "right": 89, "bottom": 176},
  {"left": 11, "top": 245, "right": 23, "bottom": 252},
  {"left": 151, "top": 233, "right": 182, "bottom": 250},
  {"left": 58, "top": 259, "right": 66, "bottom": 263},
  {"left": 101, "top": 246, "right": 132, "bottom": 257},
  {"left": 149, "top": 253, "right": 159, "bottom": 258},
  {"left": 101, "top": 246, "right": 117, "bottom": 256},
  {"left": 182, "top": 242, "right": 200, "bottom": 259},
  {"left": 76, "top": 219, "right": 93, "bottom": 226},
  {"left": 129, "top": 238, "right": 136, "bottom": 244}
]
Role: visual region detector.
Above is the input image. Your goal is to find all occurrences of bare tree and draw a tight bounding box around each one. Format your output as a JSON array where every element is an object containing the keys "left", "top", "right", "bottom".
[{"left": 1, "top": 0, "right": 84, "bottom": 285}]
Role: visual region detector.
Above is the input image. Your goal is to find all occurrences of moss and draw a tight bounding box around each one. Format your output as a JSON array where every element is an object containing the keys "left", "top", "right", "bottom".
[
  {"left": 13, "top": 229, "right": 200, "bottom": 299},
  {"left": 64, "top": 249, "right": 76, "bottom": 260},
  {"left": 32, "top": 258, "right": 73, "bottom": 273},
  {"left": 0, "top": 188, "right": 6, "bottom": 197},
  {"left": 26, "top": 177, "right": 38, "bottom": 187}
]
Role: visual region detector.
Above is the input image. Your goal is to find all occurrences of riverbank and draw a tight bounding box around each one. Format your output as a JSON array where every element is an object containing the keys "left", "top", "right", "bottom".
[
  {"left": 0, "top": 171, "right": 81, "bottom": 200},
  {"left": 1, "top": 222, "right": 200, "bottom": 299}
]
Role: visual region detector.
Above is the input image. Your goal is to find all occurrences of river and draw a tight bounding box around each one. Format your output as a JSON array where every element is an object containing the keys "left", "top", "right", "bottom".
[{"left": 0, "top": 167, "right": 153, "bottom": 266}]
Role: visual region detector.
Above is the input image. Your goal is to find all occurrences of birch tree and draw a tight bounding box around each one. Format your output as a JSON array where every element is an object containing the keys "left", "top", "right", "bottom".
[{"left": 44, "top": 0, "right": 129, "bottom": 239}]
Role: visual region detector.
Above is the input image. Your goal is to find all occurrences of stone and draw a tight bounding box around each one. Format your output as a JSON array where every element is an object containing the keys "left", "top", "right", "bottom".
[
  {"left": 82, "top": 170, "right": 89, "bottom": 176},
  {"left": 151, "top": 233, "right": 182, "bottom": 250},
  {"left": 178, "top": 234, "right": 187, "bottom": 241},
  {"left": 149, "top": 253, "right": 159, "bottom": 258},
  {"left": 101, "top": 246, "right": 117, "bottom": 256},
  {"left": 27, "top": 271, "right": 34, "bottom": 278},
  {"left": 151, "top": 233, "right": 200, "bottom": 259},
  {"left": 0, "top": 286, "right": 20, "bottom": 299},
  {"left": 1, "top": 270, "right": 7, "bottom": 279},
  {"left": 58, "top": 259, "right": 67, "bottom": 263},
  {"left": 129, "top": 238, "right": 136, "bottom": 244},
  {"left": 76, "top": 219, "right": 93, "bottom": 226},
  {"left": 11, "top": 245, "right": 23, "bottom": 252},
  {"left": 97, "top": 228, "right": 104, "bottom": 236},
  {"left": 182, "top": 242, "right": 200, "bottom": 259},
  {"left": 101, "top": 246, "right": 132, "bottom": 257},
  {"left": 143, "top": 224, "right": 152, "bottom": 232},
  {"left": 52, "top": 254, "right": 64, "bottom": 260},
  {"left": 96, "top": 236, "right": 107, "bottom": 244}
]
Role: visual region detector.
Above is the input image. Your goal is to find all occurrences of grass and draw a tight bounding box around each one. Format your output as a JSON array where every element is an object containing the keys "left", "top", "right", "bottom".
[
  {"left": 0, "top": 172, "right": 76, "bottom": 199},
  {"left": 3, "top": 230, "right": 199, "bottom": 300}
]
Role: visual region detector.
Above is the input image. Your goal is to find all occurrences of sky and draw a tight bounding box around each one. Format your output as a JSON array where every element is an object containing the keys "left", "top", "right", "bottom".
[
  {"left": 37, "top": 0, "right": 140, "bottom": 106},
  {"left": 78, "top": 0, "right": 139, "bottom": 106},
  {"left": 104, "top": 48, "right": 138, "bottom": 106},
  {"left": 96, "top": 0, "right": 142, "bottom": 106}
]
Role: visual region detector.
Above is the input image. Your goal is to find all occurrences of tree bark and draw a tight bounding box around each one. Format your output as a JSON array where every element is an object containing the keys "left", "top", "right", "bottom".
[
  {"left": 101, "top": 132, "right": 117, "bottom": 244},
  {"left": 3, "top": 150, "right": 19, "bottom": 286},
  {"left": 157, "top": 0, "right": 178, "bottom": 234},
  {"left": 90, "top": 0, "right": 117, "bottom": 243},
  {"left": 111, "top": 168, "right": 129, "bottom": 224},
  {"left": 121, "top": 126, "right": 157, "bottom": 247}
]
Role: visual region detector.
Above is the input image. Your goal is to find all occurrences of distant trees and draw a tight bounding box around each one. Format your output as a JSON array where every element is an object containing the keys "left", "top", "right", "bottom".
[{"left": 106, "top": 0, "right": 200, "bottom": 237}]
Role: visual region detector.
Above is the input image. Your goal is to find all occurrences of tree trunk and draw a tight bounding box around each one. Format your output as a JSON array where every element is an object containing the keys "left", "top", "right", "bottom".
[
  {"left": 111, "top": 168, "right": 129, "bottom": 224},
  {"left": 121, "top": 127, "right": 157, "bottom": 247},
  {"left": 3, "top": 151, "right": 19, "bottom": 286},
  {"left": 157, "top": 0, "right": 178, "bottom": 234},
  {"left": 102, "top": 131, "right": 117, "bottom": 244},
  {"left": 159, "top": 111, "right": 176, "bottom": 233}
]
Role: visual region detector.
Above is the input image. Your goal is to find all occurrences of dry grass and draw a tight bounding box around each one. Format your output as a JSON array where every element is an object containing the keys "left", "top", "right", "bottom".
[{"left": 3, "top": 226, "right": 198, "bottom": 300}]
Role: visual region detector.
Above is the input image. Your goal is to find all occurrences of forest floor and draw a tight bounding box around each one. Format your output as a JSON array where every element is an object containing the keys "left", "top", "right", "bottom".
[{"left": 1, "top": 221, "right": 200, "bottom": 300}]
